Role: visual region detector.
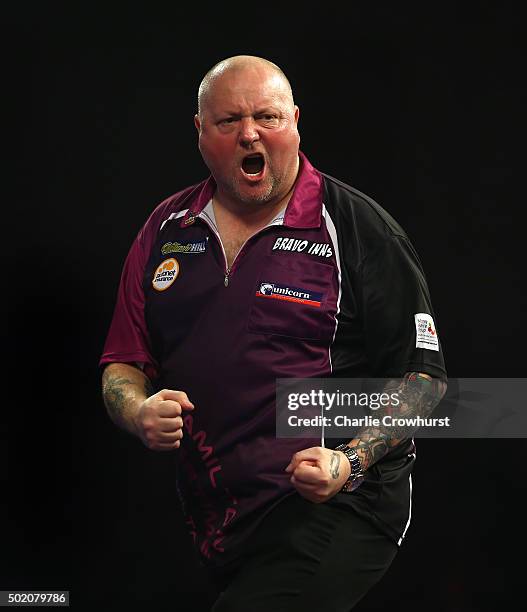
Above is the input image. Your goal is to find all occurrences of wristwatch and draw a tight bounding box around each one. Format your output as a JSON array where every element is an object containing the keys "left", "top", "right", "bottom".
[{"left": 334, "top": 444, "right": 365, "bottom": 492}]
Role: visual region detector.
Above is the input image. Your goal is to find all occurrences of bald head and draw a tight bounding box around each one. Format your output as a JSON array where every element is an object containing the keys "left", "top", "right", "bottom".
[
  {"left": 197, "top": 55, "right": 294, "bottom": 118},
  {"left": 194, "top": 55, "right": 300, "bottom": 212}
]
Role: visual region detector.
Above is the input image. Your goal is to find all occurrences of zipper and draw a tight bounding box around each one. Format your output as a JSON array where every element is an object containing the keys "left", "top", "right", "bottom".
[
  {"left": 222, "top": 230, "right": 263, "bottom": 287},
  {"left": 198, "top": 215, "right": 231, "bottom": 287},
  {"left": 199, "top": 211, "right": 285, "bottom": 287}
]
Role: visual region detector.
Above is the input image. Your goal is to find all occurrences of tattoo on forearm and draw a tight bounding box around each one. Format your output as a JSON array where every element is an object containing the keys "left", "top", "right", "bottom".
[
  {"left": 329, "top": 452, "right": 340, "bottom": 479},
  {"left": 349, "top": 373, "right": 447, "bottom": 471},
  {"left": 102, "top": 376, "right": 135, "bottom": 422},
  {"left": 144, "top": 378, "right": 154, "bottom": 397}
]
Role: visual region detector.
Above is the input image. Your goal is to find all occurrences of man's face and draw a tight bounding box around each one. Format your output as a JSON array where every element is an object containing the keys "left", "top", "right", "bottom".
[{"left": 195, "top": 65, "right": 300, "bottom": 208}]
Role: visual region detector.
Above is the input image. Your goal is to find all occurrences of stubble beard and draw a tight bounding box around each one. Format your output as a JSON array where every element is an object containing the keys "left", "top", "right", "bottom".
[
  {"left": 233, "top": 176, "right": 280, "bottom": 206},
  {"left": 223, "top": 162, "right": 284, "bottom": 208}
]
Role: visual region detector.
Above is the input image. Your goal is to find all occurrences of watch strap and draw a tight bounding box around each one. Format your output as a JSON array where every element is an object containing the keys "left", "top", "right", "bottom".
[{"left": 334, "top": 444, "right": 365, "bottom": 492}]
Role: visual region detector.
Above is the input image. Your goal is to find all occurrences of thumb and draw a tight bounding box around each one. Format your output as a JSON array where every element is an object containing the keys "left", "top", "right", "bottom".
[
  {"left": 157, "top": 388, "right": 195, "bottom": 410},
  {"left": 285, "top": 458, "right": 317, "bottom": 473}
]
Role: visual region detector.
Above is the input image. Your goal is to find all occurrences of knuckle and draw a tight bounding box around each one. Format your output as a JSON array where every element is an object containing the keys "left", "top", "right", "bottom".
[{"left": 142, "top": 419, "right": 154, "bottom": 432}]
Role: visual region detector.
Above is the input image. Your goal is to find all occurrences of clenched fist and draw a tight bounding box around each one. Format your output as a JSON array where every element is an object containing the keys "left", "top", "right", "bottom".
[
  {"left": 134, "top": 389, "right": 194, "bottom": 451},
  {"left": 285, "top": 447, "right": 351, "bottom": 503}
]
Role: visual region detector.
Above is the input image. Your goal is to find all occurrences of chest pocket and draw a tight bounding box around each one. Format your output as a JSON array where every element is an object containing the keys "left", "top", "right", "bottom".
[{"left": 247, "top": 255, "right": 338, "bottom": 342}]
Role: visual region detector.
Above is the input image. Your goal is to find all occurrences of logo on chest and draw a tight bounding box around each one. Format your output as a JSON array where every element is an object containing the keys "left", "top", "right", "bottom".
[
  {"left": 161, "top": 239, "right": 207, "bottom": 255},
  {"left": 272, "top": 237, "right": 333, "bottom": 258},
  {"left": 256, "top": 282, "right": 323, "bottom": 308},
  {"left": 152, "top": 258, "right": 179, "bottom": 291}
]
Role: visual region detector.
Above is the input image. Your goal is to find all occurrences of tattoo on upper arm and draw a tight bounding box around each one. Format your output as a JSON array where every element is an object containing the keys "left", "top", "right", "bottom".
[{"left": 329, "top": 452, "right": 340, "bottom": 479}]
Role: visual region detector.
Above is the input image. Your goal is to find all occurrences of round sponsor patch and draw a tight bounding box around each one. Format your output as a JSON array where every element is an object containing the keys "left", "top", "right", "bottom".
[{"left": 152, "top": 258, "right": 179, "bottom": 291}]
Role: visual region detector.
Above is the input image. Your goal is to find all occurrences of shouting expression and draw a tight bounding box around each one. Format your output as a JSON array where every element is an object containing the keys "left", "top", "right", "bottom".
[{"left": 195, "top": 61, "right": 300, "bottom": 210}]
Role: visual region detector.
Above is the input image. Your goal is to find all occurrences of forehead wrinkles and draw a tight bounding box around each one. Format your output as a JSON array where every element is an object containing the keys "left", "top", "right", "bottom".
[{"left": 201, "top": 68, "right": 294, "bottom": 117}]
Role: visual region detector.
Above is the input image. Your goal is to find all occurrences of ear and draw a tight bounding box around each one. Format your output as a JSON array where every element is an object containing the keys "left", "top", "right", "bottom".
[
  {"left": 194, "top": 114, "right": 201, "bottom": 132},
  {"left": 294, "top": 105, "right": 300, "bottom": 125}
]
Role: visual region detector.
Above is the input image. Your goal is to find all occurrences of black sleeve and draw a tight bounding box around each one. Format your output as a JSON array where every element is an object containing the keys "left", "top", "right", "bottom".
[{"left": 359, "top": 233, "right": 447, "bottom": 380}]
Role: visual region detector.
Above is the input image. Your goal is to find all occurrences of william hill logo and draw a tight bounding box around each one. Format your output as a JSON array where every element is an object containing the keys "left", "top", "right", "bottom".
[
  {"left": 256, "top": 282, "right": 323, "bottom": 307},
  {"left": 161, "top": 240, "right": 206, "bottom": 255}
]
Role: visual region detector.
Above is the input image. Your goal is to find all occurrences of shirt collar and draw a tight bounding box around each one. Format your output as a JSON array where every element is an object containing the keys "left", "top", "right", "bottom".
[{"left": 179, "top": 150, "right": 323, "bottom": 229}]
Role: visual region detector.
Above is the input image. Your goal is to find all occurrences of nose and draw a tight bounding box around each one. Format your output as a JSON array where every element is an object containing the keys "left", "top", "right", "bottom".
[{"left": 238, "top": 117, "right": 260, "bottom": 147}]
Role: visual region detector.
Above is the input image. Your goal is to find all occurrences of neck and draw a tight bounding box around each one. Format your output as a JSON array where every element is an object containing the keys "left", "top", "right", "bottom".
[
  {"left": 213, "top": 155, "right": 300, "bottom": 228},
  {"left": 213, "top": 184, "right": 295, "bottom": 229}
]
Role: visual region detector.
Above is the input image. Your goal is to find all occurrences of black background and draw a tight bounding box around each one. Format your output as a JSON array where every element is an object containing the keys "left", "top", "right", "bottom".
[{"left": 3, "top": 5, "right": 525, "bottom": 611}]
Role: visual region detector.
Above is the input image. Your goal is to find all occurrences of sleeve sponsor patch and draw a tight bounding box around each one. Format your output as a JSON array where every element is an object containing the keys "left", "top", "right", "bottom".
[{"left": 414, "top": 313, "right": 439, "bottom": 351}]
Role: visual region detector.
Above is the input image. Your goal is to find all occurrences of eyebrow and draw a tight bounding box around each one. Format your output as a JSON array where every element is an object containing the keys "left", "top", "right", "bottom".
[{"left": 216, "top": 107, "right": 281, "bottom": 118}]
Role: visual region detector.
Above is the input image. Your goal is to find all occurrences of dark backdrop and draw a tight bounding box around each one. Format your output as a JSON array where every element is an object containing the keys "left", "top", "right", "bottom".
[{"left": 3, "top": 6, "right": 525, "bottom": 611}]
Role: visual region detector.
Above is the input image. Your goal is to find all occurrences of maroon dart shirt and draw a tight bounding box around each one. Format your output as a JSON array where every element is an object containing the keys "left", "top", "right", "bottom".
[{"left": 100, "top": 152, "right": 446, "bottom": 568}]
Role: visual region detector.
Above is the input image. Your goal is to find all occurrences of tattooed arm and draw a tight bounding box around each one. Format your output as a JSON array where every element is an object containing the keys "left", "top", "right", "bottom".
[
  {"left": 102, "top": 363, "right": 194, "bottom": 450},
  {"left": 285, "top": 372, "right": 447, "bottom": 503},
  {"left": 348, "top": 372, "right": 447, "bottom": 471},
  {"left": 102, "top": 363, "right": 154, "bottom": 435}
]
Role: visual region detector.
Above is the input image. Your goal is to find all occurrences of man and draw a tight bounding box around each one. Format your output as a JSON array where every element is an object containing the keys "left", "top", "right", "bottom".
[{"left": 100, "top": 55, "right": 447, "bottom": 611}]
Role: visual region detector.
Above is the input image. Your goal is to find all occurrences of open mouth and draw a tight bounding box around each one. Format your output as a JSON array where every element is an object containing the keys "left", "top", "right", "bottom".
[{"left": 241, "top": 153, "right": 265, "bottom": 176}]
